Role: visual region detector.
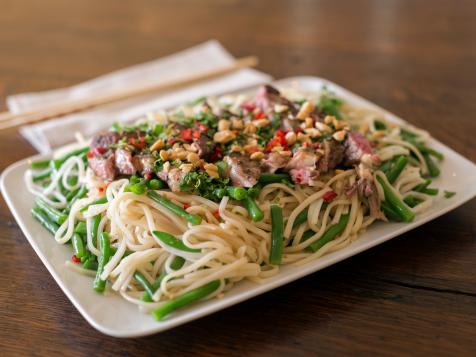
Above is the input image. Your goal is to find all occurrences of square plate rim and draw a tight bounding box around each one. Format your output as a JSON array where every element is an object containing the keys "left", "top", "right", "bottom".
[{"left": 2, "top": 75, "right": 476, "bottom": 338}]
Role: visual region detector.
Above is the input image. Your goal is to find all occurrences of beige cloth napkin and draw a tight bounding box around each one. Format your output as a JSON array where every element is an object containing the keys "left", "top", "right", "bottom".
[{"left": 8, "top": 40, "right": 271, "bottom": 153}]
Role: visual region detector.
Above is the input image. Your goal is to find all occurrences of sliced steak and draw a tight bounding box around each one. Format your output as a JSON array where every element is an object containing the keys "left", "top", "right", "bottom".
[
  {"left": 132, "top": 154, "right": 155, "bottom": 176},
  {"left": 318, "top": 139, "right": 344, "bottom": 172},
  {"left": 89, "top": 151, "right": 116, "bottom": 181},
  {"left": 194, "top": 135, "right": 215, "bottom": 161},
  {"left": 255, "top": 85, "right": 296, "bottom": 113},
  {"left": 90, "top": 131, "right": 120, "bottom": 150},
  {"left": 344, "top": 131, "right": 373, "bottom": 166},
  {"left": 115, "top": 148, "right": 136, "bottom": 175},
  {"left": 355, "top": 164, "right": 386, "bottom": 220},
  {"left": 166, "top": 168, "right": 183, "bottom": 192},
  {"left": 285, "top": 150, "right": 319, "bottom": 185},
  {"left": 224, "top": 154, "right": 261, "bottom": 188},
  {"left": 262, "top": 152, "right": 291, "bottom": 173}
]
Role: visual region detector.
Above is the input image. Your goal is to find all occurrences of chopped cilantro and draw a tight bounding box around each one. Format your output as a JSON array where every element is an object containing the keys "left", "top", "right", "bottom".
[
  {"left": 317, "top": 89, "right": 343, "bottom": 119},
  {"left": 444, "top": 191, "right": 456, "bottom": 199},
  {"left": 179, "top": 170, "right": 230, "bottom": 201}
]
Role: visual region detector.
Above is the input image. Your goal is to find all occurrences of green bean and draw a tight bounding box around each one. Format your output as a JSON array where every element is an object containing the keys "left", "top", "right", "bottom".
[
  {"left": 292, "top": 208, "right": 308, "bottom": 229},
  {"left": 72, "top": 233, "right": 86, "bottom": 258},
  {"left": 80, "top": 197, "right": 108, "bottom": 212},
  {"left": 141, "top": 256, "right": 185, "bottom": 302},
  {"left": 147, "top": 191, "right": 202, "bottom": 225},
  {"left": 153, "top": 231, "right": 200, "bottom": 253},
  {"left": 134, "top": 272, "right": 156, "bottom": 299},
  {"left": 152, "top": 280, "right": 220, "bottom": 320},
  {"left": 93, "top": 232, "right": 113, "bottom": 293},
  {"left": 420, "top": 188, "right": 439, "bottom": 196},
  {"left": 379, "top": 160, "right": 393, "bottom": 174},
  {"left": 128, "top": 182, "right": 147, "bottom": 195},
  {"left": 413, "top": 179, "right": 431, "bottom": 192},
  {"left": 66, "top": 186, "right": 81, "bottom": 201},
  {"left": 374, "top": 120, "right": 387, "bottom": 130},
  {"left": 423, "top": 153, "right": 440, "bottom": 177},
  {"left": 170, "top": 256, "right": 186, "bottom": 270},
  {"left": 259, "top": 173, "right": 291, "bottom": 184},
  {"left": 50, "top": 146, "right": 89, "bottom": 170},
  {"left": 35, "top": 198, "right": 67, "bottom": 225},
  {"left": 386, "top": 155, "right": 408, "bottom": 184},
  {"left": 415, "top": 143, "right": 444, "bottom": 161},
  {"left": 215, "top": 161, "right": 228, "bottom": 177},
  {"left": 226, "top": 186, "right": 247, "bottom": 200},
  {"left": 83, "top": 256, "right": 98, "bottom": 271},
  {"left": 403, "top": 196, "right": 422, "bottom": 208},
  {"left": 376, "top": 176, "right": 415, "bottom": 222},
  {"left": 247, "top": 185, "right": 261, "bottom": 199},
  {"left": 91, "top": 215, "right": 101, "bottom": 246},
  {"left": 243, "top": 196, "right": 264, "bottom": 222},
  {"left": 31, "top": 207, "right": 60, "bottom": 234},
  {"left": 66, "top": 185, "right": 87, "bottom": 211},
  {"left": 381, "top": 201, "right": 402, "bottom": 221},
  {"left": 307, "top": 214, "right": 349, "bottom": 252},
  {"left": 269, "top": 205, "right": 284, "bottom": 265},
  {"left": 147, "top": 179, "right": 166, "bottom": 190},
  {"left": 74, "top": 221, "right": 87, "bottom": 235},
  {"left": 30, "top": 159, "right": 51, "bottom": 169},
  {"left": 444, "top": 190, "right": 456, "bottom": 199},
  {"left": 213, "top": 188, "right": 226, "bottom": 199},
  {"left": 32, "top": 169, "right": 53, "bottom": 182}
]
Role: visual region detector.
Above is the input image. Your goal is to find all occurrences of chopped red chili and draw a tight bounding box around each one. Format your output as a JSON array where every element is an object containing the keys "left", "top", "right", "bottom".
[
  {"left": 241, "top": 102, "right": 256, "bottom": 112},
  {"left": 71, "top": 255, "right": 81, "bottom": 263},
  {"left": 179, "top": 128, "right": 193, "bottom": 142},
  {"left": 213, "top": 209, "right": 220, "bottom": 219},
  {"left": 94, "top": 146, "right": 107, "bottom": 155},
  {"left": 183, "top": 203, "right": 191, "bottom": 210},
  {"left": 254, "top": 111, "right": 266, "bottom": 120},
  {"left": 323, "top": 191, "right": 338, "bottom": 203},
  {"left": 144, "top": 172, "right": 153, "bottom": 180},
  {"left": 87, "top": 150, "right": 94, "bottom": 159}
]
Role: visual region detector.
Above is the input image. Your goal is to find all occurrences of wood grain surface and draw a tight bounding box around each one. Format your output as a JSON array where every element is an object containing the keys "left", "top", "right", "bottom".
[{"left": 0, "top": 0, "right": 475, "bottom": 356}]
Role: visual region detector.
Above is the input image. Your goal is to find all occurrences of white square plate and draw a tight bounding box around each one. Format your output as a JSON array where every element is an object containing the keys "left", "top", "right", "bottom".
[{"left": 2, "top": 76, "right": 476, "bottom": 338}]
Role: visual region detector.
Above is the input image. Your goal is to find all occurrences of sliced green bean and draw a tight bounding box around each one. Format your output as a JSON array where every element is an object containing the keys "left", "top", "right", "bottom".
[
  {"left": 32, "top": 169, "right": 53, "bottom": 182},
  {"left": 50, "top": 146, "right": 89, "bottom": 170},
  {"left": 403, "top": 196, "right": 422, "bottom": 208},
  {"left": 91, "top": 215, "right": 101, "bottom": 247},
  {"left": 420, "top": 188, "right": 439, "bottom": 196},
  {"left": 413, "top": 179, "right": 431, "bottom": 192},
  {"left": 147, "top": 191, "right": 202, "bottom": 225},
  {"left": 31, "top": 206, "right": 59, "bottom": 234},
  {"left": 66, "top": 185, "right": 87, "bottom": 211},
  {"left": 147, "top": 179, "right": 166, "bottom": 190},
  {"left": 307, "top": 214, "right": 350, "bottom": 252},
  {"left": 386, "top": 155, "right": 408, "bottom": 184},
  {"left": 243, "top": 196, "right": 264, "bottom": 222},
  {"left": 269, "top": 205, "right": 284, "bottom": 265},
  {"left": 30, "top": 159, "right": 51, "bottom": 169},
  {"left": 134, "top": 272, "right": 156, "bottom": 299},
  {"left": 72, "top": 233, "right": 86, "bottom": 258},
  {"left": 152, "top": 280, "right": 220, "bottom": 320},
  {"left": 153, "top": 231, "right": 200, "bottom": 253},
  {"left": 93, "top": 232, "right": 112, "bottom": 293},
  {"left": 80, "top": 196, "right": 108, "bottom": 212},
  {"left": 35, "top": 198, "right": 67, "bottom": 225},
  {"left": 292, "top": 208, "right": 308, "bottom": 229},
  {"left": 376, "top": 176, "right": 415, "bottom": 222},
  {"left": 259, "top": 173, "right": 291, "bottom": 184},
  {"left": 74, "top": 221, "right": 87, "bottom": 235},
  {"left": 226, "top": 186, "right": 247, "bottom": 200},
  {"left": 141, "top": 256, "right": 185, "bottom": 302},
  {"left": 381, "top": 201, "right": 402, "bottom": 221},
  {"left": 423, "top": 153, "right": 440, "bottom": 178}
]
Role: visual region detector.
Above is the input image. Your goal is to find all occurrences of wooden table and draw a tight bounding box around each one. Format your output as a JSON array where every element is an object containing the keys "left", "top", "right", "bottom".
[{"left": 1, "top": 0, "right": 475, "bottom": 355}]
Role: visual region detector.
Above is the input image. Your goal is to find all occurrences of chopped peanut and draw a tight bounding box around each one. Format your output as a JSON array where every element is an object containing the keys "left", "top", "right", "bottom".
[
  {"left": 250, "top": 151, "right": 264, "bottom": 160},
  {"left": 150, "top": 139, "right": 164, "bottom": 152},
  {"left": 332, "top": 130, "right": 347, "bottom": 141},
  {"left": 159, "top": 150, "right": 170, "bottom": 161},
  {"left": 304, "top": 117, "right": 314, "bottom": 128},
  {"left": 252, "top": 119, "right": 270, "bottom": 128},
  {"left": 204, "top": 163, "right": 219, "bottom": 178},
  {"left": 297, "top": 132, "right": 311, "bottom": 143},
  {"left": 218, "top": 119, "right": 230, "bottom": 131},
  {"left": 296, "top": 101, "right": 314, "bottom": 120},
  {"left": 213, "top": 130, "right": 236, "bottom": 143},
  {"left": 324, "top": 115, "right": 334, "bottom": 125},
  {"left": 231, "top": 144, "right": 242, "bottom": 152},
  {"left": 187, "top": 152, "right": 200, "bottom": 163},
  {"left": 179, "top": 163, "right": 193, "bottom": 173},
  {"left": 285, "top": 131, "right": 296, "bottom": 145},
  {"left": 274, "top": 104, "right": 289, "bottom": 113},
  {"left": 244, "top": 123, "right": 257, "bottom": 134},
  {"left": 304, "top": 128, "right": 321, "bottom": 138},
  {"left": 315, "top": 121, "right": 332, "bottom": 133},
  {"left": 231, "top": 118, "right": 244, "bottom": 129}
]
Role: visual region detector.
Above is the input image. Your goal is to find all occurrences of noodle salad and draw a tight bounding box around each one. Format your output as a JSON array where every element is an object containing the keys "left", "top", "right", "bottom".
[{"left": 25, "top": 85, "right": 452, "bottom": 321}]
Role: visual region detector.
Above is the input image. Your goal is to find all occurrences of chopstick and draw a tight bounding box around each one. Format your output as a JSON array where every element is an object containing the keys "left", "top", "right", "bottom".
[{"left": 0, "top": 56, "right": 258, "bottom": 130}]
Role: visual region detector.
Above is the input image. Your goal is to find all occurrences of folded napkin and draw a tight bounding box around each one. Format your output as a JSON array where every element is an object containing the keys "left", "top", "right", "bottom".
[{"left": 8, "top": 40, "right": 271, "bottom": 153}]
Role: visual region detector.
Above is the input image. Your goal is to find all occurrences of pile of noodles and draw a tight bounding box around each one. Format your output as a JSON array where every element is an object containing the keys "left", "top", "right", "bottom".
[{"left": 24, "top": 93, "right": 434, "bottom": 312}]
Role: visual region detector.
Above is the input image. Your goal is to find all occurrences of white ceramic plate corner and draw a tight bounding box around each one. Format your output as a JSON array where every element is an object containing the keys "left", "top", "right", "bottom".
[{"left": 2, "top": 77, "right": 476, "bottom": 337}]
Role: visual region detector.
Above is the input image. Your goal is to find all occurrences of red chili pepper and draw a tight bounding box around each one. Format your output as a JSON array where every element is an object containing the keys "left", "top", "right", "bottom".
[
  {"left": 179, "top": 128, "right": 193, "bottom": 142},
  {"left": 71, "top": 255, "right": 81, "bottom": 263},
  {"left": 294, "top": 127, "right": 304, "bottom": 133},
  {"left": 241, "top": 102, "right": 256, "bottom": 112},
  {"left": 323, "top": 191, "right": 338, "bottom": 203},
  {"left": 302, "top": 142, "right": 311, "bottom": 148},
  {"left": 254, "top": 111, "right": 266, "bottom": 120},
  {"left": 128, "top": 137, "right": 136, "bottom": 145},
  {"left": 194, "top": 121, "right": 208, "bottom": 133},
  {"left": 98, "top": 186, "right": 104, "bottom": 193},
  {"left": 265, "top": 137, "right": 280, "bottom": 152},
  {"left": 87, "top": 150, "right": 94, "bottom": 159},
  {"left": 183, "top": 203, "right": 191, "bottom": 210},
  {"left": 192, "top": 130, "right": 201, "bottom": 140},
  {"left": 94, "top": 147, "right": 107, "bottom": 155},
  {"left": 213, "top": 209, "right": 220, "bottom": 219},
  {"left": 168, "top": 138, "right": 177, "bottom": 146},
  {"left": 209, "top": 146, "right": 223, "bottom": 162},
  {"left": 144, "top": 172, "right": 153, "bottom": 180}
]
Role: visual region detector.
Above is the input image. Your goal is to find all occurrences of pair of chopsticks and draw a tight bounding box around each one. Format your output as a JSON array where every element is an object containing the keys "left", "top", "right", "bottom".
[{"left": 0, "top": 56, "right": 258, "bottom": 131}]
